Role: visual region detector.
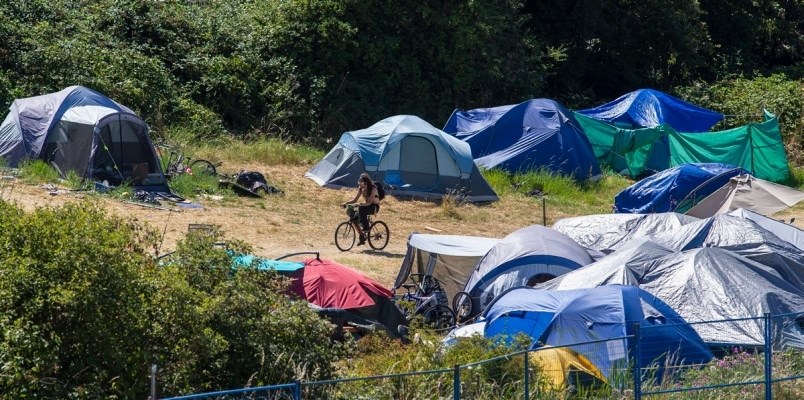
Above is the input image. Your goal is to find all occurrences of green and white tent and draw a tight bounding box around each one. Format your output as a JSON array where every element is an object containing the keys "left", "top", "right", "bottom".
[{"left": 575, "top": 110, "right": 790, "bottom": 182}]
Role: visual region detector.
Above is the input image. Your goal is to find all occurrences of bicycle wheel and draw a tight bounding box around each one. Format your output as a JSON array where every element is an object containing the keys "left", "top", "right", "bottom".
[
  {"left": 452, "top": 291, "right": 475, "bottom": 323},
  {"left": 190, "top": 159, "right": 218, "bottom": 176},
  {"left": 334, "top": 222, "right": 356, "bottom": 251},
  {"left": 367, "top": 220, "right": 389, "bottom": 250},
  {"left": 422, "top": 305, "right": 456, "bottom": 331}
]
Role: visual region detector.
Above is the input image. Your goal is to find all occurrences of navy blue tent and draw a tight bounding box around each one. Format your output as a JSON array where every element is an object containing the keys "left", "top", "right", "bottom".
[
  {"left": 614, "top": 163, "right": 748, "bottom": 213},
  {"left": 577, "top": 89, "right": 723, "bottom": 132},
  {"left": 483, "top": 285, "right": 713, "bottom": 379},
  {"left": 443, "top": 99, "right": 601, "bottom": 180}
]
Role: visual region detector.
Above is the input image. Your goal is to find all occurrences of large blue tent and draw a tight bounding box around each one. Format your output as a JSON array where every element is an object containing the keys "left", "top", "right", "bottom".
[
  {"left": 614, "top": 163, "right": 748, "bottom": 213},
  {"left": 483, "top": 285, "right": 713, "bottom": 378},
  {"left": 577, "top": 89, "right": 723, "bottom": 132},
  {"left": 443, "top": 99, "right": 601, "bottom": 180}
]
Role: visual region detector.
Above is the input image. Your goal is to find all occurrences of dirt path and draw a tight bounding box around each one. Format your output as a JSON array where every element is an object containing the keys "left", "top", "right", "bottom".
[{"left": 3, "top": 165, "right": 803, "bottom": 287}]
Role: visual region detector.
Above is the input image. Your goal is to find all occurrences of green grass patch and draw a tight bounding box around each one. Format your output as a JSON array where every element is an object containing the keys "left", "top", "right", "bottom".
[
  {"left": 483, "top": 168, "right": 633, "bottom": 215},
  {"left": 168, "top": 171, "right": 232, "bottom": 199},
  {"left": 18, "top": 160, "right": 61, "bottom": 184},
  {"left": 173, "top": 136, "right": 324, "bottom": 168},
  {"left": 788, "top": 163, "right": 804, "bottom": 189}
]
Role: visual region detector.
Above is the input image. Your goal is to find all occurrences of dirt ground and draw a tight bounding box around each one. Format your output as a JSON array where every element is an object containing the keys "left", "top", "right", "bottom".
[{"left": 2, "top": 164, "right": 803, "bottom": 288}]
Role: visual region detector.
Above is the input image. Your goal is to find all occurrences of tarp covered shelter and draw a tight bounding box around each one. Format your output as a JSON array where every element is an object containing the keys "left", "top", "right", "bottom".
[
  {"left": 443, "top": 99, "right": 601, "bottom": 180},
  {"left": 462, "top": 225, "right": 593, "bottom": 316},
  {"left": 728, "top": 208, "right": 804, "bottom": 251},
  {"left": 651, "top": 214, "right": 804, "bottom": 290},
  {"left": 552, "top": 212, "right": 699, "bottom": 254},
  {"left": 575, "top": 110, "right": 790, "bottom": 182},
  {"left": 288, "top": 258, "right": 407, "bottom": 339},
  {"left": 577, "top": 89, "right": 723, "bottom": 132},
  {"left": 0, "top": 86, "right": 167, "bottom": 189},
  {"left": 393, "top": 233, "right": 500, "bottom": 303},
  {"left": 685, "top": 174, "right": 804, "bottom": 218},
  {"left": 539, "top": 244, "right": 804, "bottom": 348},
  {"left": 483, "top": 285, "right": 713, "bottom": 378},
  {"left": 614, "top": 163, "right": 748, "bottom": 213},
  {"left": 305, "top": 115, "right": 498, "bottom": 202}
]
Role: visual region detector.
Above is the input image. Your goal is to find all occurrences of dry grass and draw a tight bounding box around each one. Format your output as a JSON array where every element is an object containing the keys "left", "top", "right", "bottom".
[{"left": 3, "top": 162, "right": 804, "bottom": 287}]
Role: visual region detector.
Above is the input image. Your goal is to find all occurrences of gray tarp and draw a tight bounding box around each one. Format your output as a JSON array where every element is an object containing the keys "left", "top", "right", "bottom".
[
  {"left": 728, "top": 208, "right": 804, "bottom": 251},
  {"left": 552, "top": 212, "right": 699, "bottom": 253},
  {"left": 538, "top": 243, "right": 804, "bottom": 348},
  {"left": 651, "top": 214, "right": 804, "bottom": 290}
]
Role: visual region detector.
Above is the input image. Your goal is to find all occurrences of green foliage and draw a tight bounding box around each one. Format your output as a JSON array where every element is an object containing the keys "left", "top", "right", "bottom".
[
  {"left": 0, "top": 201, "right": 350, "bottom": 398},
  {"left": 189, "top": 137, "right": 324, "bottom": 167},
  {"left": 0, "top": 201, "right": 159, "bottom": 398},
  {"left": 17, "top": 159, "right": 61, "bottom": 184}
]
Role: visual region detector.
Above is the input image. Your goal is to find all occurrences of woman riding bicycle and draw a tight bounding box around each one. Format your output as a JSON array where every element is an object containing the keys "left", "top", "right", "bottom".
[{"left": 342, "top": 173, "right": 381, "bottom": 246}]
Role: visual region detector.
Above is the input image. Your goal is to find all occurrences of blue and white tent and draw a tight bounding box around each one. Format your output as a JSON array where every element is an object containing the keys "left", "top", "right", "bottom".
[
  {"left": 443, "top": 99, "right": 601, "bottom": 180},
  {"left": 614, "top": 163, "right": 748, "bottom": 213},
  {"left": 0, "top": 86, "right": 166, "bottom": 188},
  {"left": 305, "top": 115, "right": 498, "bottom": 202},
  {"left": 462, "top": 225, "right": 593, "bottom": 315},
  {"left": 577, "top": 89, "right": 723, "bottom": 132},
  {"left": 483, "top": 285, "right": 713, "bottom": 378}
]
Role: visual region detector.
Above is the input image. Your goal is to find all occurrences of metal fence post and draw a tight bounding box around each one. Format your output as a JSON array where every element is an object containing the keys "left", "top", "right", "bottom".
[
  {"left": 633, "top": 324, "right": 642, "bottom": 400},
  {"left": 524, "top": 350, "right": 530, "bottom": 400},
  {"left": 764, "top": 313, "right": 772, "bottom": 400},
  {"left": 453, "top": 365, "right": 461, "bottom": 400},
  {"left": 293, "top": 380, "right": 302, "bottom": 400},
  {"left": 150, "top": 364, "right": 157, "bottom": 400}
]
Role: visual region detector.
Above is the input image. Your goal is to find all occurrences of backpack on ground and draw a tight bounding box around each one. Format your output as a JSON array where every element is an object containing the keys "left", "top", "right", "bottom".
[{"left": 374, "top": 181, "right": 386, "bottom": 200}]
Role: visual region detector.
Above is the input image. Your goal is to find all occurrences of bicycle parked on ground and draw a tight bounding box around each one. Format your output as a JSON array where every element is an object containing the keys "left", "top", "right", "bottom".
[
  {"left": 334, "top": 204, "right": 389, "bottom": 251},
  {"left": 395, "top": 274, "right": 455, "bottom": 331},
  {"left": 154, "top": 142, "right": 221, "bottom": 178}
]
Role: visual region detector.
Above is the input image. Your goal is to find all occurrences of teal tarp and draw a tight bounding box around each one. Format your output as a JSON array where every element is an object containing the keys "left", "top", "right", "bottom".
[{"left": 575, "top": 110, "right": 790, "bottom": 182}]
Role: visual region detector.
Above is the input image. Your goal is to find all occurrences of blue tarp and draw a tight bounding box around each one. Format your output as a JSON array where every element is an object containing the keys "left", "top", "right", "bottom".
[
  {"left": 614, "top": 163, "right": 748, "bottom": 213},
  {"left": 443, "top": 99, "right": 601, "bottom": 181},
  {"left": 483, "top": 285, "right": 713, "bottom": 378},
  {"left": 577, "top": 89, "right": 723, "bottom": 132},
  {"left": 231, "top": 254, "right": 305, "bottom": 273}
]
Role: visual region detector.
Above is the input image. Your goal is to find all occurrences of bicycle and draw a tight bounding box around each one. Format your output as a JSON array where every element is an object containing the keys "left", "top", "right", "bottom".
[
  {"left": 396, "top": 273, "right": 455, "bottom": 331},
  {"left": 334, "top": 204, "right": 389, "bottom": 251},
  {"left": 154, "top": 143, "right": 221, "bottom": 178}
]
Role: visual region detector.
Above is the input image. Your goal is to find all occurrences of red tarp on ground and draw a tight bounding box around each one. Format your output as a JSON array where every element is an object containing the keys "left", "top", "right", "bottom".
[{"left": 288, "top": 258, "right": 393, "bottom": 309}]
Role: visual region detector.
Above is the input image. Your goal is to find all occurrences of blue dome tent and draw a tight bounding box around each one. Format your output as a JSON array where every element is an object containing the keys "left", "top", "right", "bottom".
[
  {"left": 443, "top": 99, "right": 601, "bottom": 181},
  {"left": 483, "top": 285, "right": 713, "bottom": 379},
  {"left": 462, "top": 225, "right": 593, "bottom": 316}
]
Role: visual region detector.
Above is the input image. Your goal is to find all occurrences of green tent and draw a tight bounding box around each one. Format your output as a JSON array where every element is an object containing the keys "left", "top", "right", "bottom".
[{"left": 575, "top": 110, "right": 790, "bottom": 182}]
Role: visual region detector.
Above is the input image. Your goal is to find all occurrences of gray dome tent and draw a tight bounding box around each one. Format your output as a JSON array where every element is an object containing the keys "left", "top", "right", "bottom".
[{"left": 0, "top": 86, "right": 166, "bottom": 189}]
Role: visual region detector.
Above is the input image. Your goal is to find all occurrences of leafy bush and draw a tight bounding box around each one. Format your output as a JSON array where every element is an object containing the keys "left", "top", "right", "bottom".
[{"left": 0, "top": 201, "right": 351, "bottom": 398}]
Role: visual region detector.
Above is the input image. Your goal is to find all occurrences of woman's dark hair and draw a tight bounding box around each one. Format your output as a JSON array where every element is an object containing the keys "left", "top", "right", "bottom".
[{"left": 359, "top": 172, "right": 374, "bottom": 193}]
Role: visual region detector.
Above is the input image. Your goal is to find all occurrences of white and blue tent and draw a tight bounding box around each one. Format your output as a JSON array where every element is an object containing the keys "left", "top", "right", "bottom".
[
  {"left": 483, "top": 285, "right": 713, "bottom": 378},
  {"left": 0, "top": 86, "right": 166, "bottom": 189},
  {"left": 305, "top": 115, "right": 498, "bottom": 202},
  {"left": 462, "top": 225, "right": 593, "bottom": 316}
]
